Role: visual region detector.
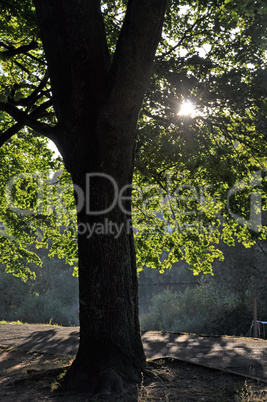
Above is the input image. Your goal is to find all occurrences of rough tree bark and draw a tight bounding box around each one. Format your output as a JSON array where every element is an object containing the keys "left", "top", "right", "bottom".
[{"left": 33, "top": 0, "right": 167, "bottom": 394}]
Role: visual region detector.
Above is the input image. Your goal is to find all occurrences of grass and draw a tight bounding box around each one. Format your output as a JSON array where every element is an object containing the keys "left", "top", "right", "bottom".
[
  {"left": 0, "top": 320, "right": 25, "bottom": 325},
  {"left": 50, "top": 368, "right": 69, "bottom": 392},
  {"left": 235, "top": 381, "right": 267, "bottom": 401},
  {"left": 0, "top": 320, "right": 67, "bottom": 326}
]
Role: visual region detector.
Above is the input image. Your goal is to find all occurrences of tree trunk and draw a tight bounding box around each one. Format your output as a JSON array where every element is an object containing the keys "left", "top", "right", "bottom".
[
  {"left": 61, "top": 123, "right": 146, "bottom": 392},
  {"left": 33, "top": 0, "right": 167, "bottom": 394}
]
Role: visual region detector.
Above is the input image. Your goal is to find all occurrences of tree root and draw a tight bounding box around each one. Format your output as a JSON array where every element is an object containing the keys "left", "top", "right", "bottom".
[
  {"left": 94, "top": 368, "right": 126, "bottom": 396},
  {"left": 58, "top": 363, "right": 137, "bottom": 398}
]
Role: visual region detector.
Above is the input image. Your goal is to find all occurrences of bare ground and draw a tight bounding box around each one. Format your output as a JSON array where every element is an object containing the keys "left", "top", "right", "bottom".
[{"left": 1, "top": 345, "right": 267, "bottom": 401}]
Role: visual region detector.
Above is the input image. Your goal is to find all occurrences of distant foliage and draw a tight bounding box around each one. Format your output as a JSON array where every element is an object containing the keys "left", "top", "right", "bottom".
[
  {"left": 140, "top": 240, "right": 267, "bottom": 336},
  {"left": 0, "top": 250, "right": 79, "bottom": 326},
  {"left": 15, "top": 292, "right": 78, "bottom": 326},
  {"left": 140, "top": 284, "right": 249, "bottom": 335}
]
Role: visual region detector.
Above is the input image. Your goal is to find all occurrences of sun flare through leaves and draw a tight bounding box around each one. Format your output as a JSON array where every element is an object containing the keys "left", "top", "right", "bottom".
[{"left": 178, "top": 100, "right": 195, "bottom": 117}]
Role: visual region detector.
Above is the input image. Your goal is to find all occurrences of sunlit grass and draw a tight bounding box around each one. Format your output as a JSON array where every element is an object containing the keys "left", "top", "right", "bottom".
[
  {"left": 0, "top": 320, "right": 24, "bottom": 325},
  {"left": 235, "top": 380, "right": 267, "bottom": 401}
]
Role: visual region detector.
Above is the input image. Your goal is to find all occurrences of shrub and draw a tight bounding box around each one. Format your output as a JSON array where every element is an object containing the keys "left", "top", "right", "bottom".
[
  {"left": 14, "top": 292, "right": 79, "bottom": 326},
  {"left": 140, "top": 283, "right": 252, "bottom": 336},
  {"left": 0, "top": 259, "right": 79, "bottom": 326}
]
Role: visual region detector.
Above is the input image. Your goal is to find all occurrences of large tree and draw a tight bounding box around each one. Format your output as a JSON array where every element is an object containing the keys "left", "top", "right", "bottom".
[{"left": 1, "top": 0, "right": 168, "bottom": 393}]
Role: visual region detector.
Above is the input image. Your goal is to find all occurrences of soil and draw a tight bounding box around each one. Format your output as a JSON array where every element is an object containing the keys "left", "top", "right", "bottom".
[{"left": 1, "top": 345, "right": 267, "bottom": 401}]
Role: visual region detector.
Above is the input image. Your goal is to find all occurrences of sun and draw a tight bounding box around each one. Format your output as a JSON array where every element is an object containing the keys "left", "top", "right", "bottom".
[{"left": 178, "top": 100, "right": 195, "bottom": 117}]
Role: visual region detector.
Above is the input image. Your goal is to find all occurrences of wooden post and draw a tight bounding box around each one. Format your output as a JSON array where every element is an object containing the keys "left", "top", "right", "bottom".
[{"left": 253, "top": 298, "right": 257, "bottom": 338}]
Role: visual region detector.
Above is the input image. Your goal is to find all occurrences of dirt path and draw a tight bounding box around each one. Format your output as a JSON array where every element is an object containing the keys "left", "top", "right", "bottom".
[{"left": 1, "top": 323, "right": 267, "bottom": 381}]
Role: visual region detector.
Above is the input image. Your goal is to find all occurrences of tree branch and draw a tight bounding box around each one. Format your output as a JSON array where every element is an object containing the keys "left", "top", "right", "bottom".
[
  {"left": 158, "top": 13, "right": 211, "bottom": 59},
  {"left": 33, "top": 0, "right": 111, "bottom": 121},
  {"left": 29, "top": 99, "right": 53, "bottom": 118},
  {"left": 103, "top": 0, "right": 167, "bottom": 132},
  {"left": 0, "top": 40, "right": 38, "bottom": 59},
  {"left": 9, "top": 73, "right": 49, "bottom": 108},
  {"left": 0, "top": 101, "right": 59, "bottom": 146},
  {"left": 0, "top": 122, "right": 24, "bottom": 147}
]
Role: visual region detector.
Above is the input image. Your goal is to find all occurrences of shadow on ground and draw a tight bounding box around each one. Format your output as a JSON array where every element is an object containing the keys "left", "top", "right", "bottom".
[
  {"left": 1, "top": 324, "right": 267, "bottom": 381},
  {"left": 142, "top": 331, "right": 267, "bottom": 380}
]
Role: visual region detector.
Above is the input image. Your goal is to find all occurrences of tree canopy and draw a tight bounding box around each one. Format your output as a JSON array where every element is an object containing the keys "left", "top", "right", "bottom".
[
  {"left": 133, "top": 0, "right": 267, "bottom": 272},
  {"left": 0, "top": 0, "right": 267, "bottom": 278}
]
